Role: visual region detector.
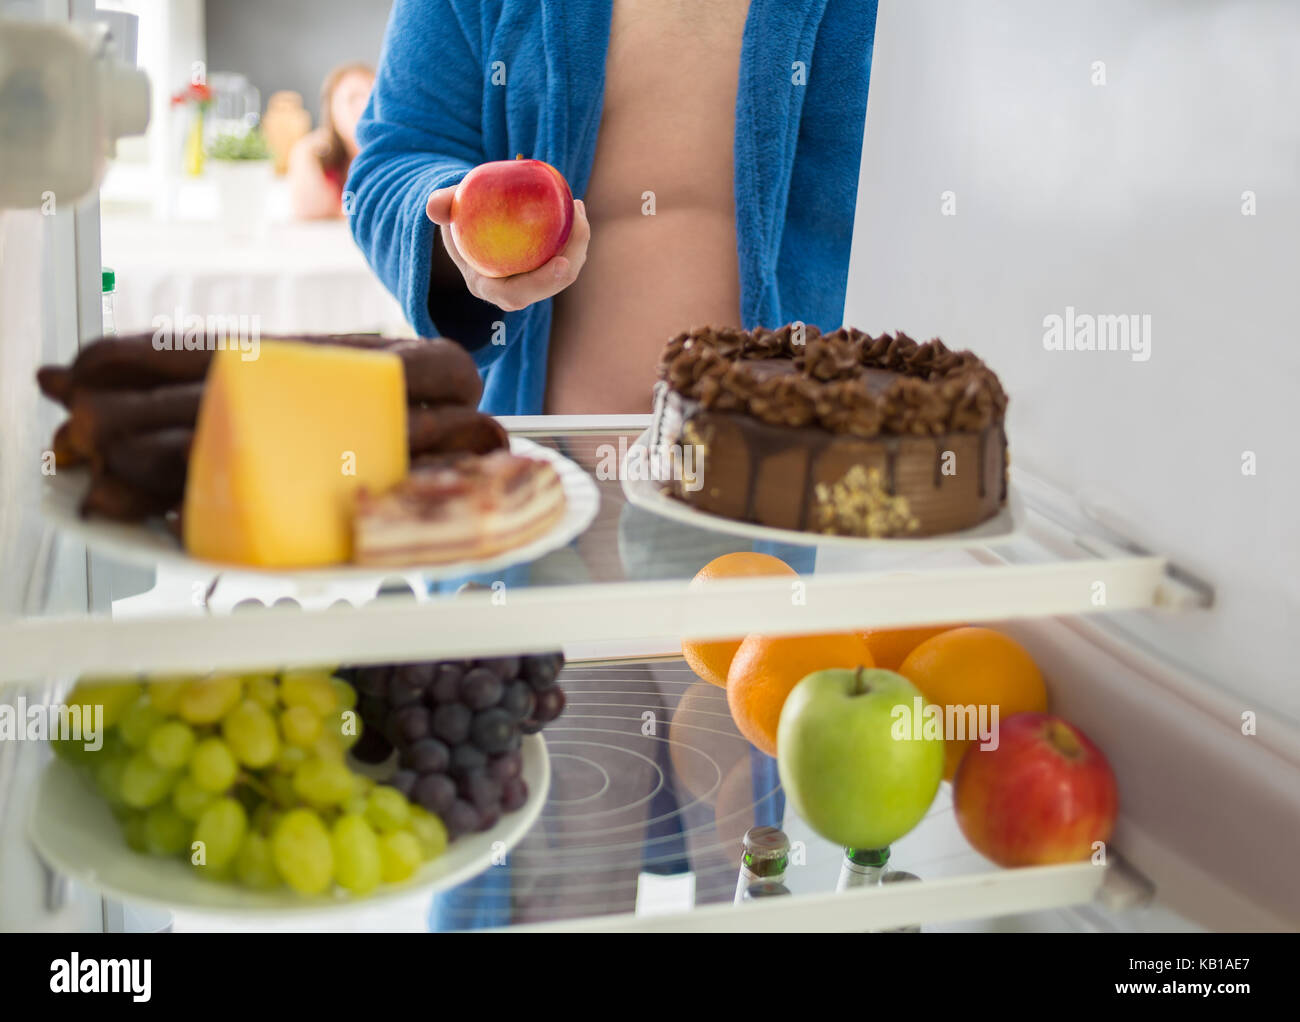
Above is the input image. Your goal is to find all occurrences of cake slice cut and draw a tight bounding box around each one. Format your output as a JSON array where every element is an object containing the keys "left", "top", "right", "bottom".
[{"left": 353, "top": 451, "right": 566, "bottom": 566}]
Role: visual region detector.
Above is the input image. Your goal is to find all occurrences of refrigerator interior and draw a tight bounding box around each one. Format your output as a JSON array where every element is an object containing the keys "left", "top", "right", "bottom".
[
  {"left": 4, "top": 421, "right": 1295, "bottom": 932},
  {"left": 1, "top": 0, "right": 1298, "bottom": 933}
]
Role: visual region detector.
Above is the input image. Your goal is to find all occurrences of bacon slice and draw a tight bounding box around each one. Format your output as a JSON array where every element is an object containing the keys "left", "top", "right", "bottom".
[{"left": 353, "top": 451, "right": 566, "bottom": 566}]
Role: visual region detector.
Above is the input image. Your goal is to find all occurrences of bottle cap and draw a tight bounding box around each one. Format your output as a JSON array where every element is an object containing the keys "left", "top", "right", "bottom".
[
  {"left": 742, "top": 826, "right": 790, "bottom": 875},
  {"left": 101, "top": 267, "right": 115, "bottom": 293},
  {"left": 743, "top": 826, "right": 789, "bottom": 858}
]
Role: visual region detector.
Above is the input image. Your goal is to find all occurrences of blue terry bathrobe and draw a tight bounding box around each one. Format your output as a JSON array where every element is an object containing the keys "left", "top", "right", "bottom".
[
  {"left": 348, "top": 0, "right": 879, "bottom": 416},
  {"left": 347, "top": 0, "right": 880, "bottom": 928}
]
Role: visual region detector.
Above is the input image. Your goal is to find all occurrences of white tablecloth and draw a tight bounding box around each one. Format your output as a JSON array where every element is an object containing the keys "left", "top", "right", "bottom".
[{"left": 100, "top": 198, "right": 411, "bottom": 338}]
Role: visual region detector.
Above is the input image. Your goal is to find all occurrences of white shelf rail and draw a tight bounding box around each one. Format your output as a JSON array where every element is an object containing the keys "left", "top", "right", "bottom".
[
  {"left": 501, "top": 860, "right": 1112, "bottom": 933},
  {"left": 0, "top": 556, "right": 1172, "bottom": 681}
]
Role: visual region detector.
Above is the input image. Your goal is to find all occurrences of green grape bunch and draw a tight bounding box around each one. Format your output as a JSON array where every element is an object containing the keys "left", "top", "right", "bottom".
[{"left": 54, "top": 667, "right": 448, "bottom": 898}]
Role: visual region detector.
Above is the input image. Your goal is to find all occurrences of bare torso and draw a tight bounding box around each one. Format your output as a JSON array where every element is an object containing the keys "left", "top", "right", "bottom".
[{"left": 545, "top": 0, "right": 750, "bottom": 414}]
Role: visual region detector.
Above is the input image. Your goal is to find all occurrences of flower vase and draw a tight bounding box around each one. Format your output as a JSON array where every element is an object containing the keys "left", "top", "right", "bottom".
[{"left": 183, "top": 108, "right": 205, "bottom": 177}]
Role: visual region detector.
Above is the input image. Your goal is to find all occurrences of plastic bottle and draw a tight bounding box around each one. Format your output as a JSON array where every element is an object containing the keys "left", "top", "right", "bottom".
[{"left": 101, "top": 267, "right": 117, "bottom": 336}]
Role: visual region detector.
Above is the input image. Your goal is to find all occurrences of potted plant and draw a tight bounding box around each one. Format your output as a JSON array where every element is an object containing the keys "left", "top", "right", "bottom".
[{"left": 207, "top": 129, "right": 273, "bottom": 239}]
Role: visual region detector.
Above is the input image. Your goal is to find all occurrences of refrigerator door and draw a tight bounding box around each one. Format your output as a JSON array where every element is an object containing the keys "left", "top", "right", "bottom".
[
  {"left": 0, "top": 2, "right": 153, "bottom": 932},
  {"left": 0, "top": 205, "right": 103, "bottom": 931}
]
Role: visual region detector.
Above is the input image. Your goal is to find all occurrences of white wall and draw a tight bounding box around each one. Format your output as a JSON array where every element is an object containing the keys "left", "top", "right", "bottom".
[
  {"left": 204, "top": 0, "right": 391, "bottom": 122},
  {"left": 846, "top": 0, "right": 1300, "bottom": 722}
]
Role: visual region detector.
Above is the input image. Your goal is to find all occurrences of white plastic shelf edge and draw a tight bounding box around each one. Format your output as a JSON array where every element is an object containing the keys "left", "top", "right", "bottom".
[
  {"left": 499, "top": 860, "right": 1108, "bottom": 933},
  {"left": 0, "top": 557, "right": 1168, "bottom": 681}
]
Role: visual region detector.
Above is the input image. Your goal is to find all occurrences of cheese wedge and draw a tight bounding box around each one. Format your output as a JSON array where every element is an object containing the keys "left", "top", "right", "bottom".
[{"left": 183, "top": 340, "right": 408, "bottom": 567}]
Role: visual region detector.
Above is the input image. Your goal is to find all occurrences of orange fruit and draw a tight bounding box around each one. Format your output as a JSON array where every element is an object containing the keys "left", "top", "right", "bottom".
[
  {"left": 668, "top": 682, "right": 749, "bottom": 806},
  {"left": 898, "top": 627, "right": 1047, "bottom": 780},
  {"left": 726, "top": 631, "right": 874, "bottom": 756},
  {"left": 862, "top": 624, "right": 962, "bottom": 671},
  {"left": 681, "top": 552, "right": 797, "bottom": 687},
  {"left": 714, "top": 756, "right": 759, "bottom": 862}
]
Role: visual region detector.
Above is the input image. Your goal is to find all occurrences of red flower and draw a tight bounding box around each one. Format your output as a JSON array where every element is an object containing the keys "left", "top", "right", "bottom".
[{"left": 171, "top": 82, "right": 213, "bottom": 107}]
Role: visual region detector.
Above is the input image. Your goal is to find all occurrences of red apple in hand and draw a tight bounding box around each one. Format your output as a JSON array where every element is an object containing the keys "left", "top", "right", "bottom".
[
  {"left": 449, "top": 156, "right": 574, "bottom": 278},
  {"left": 953, "top": 712, "right": 1118, "bottom": 867}
]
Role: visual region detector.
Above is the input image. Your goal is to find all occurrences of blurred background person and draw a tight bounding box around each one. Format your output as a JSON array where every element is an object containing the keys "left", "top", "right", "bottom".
[{"left": 288, "top": 62, "right": 374, "bottom": 219}]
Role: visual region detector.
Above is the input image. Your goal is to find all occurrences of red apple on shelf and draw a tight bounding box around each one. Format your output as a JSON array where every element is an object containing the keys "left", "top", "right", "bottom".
[
  {"left": 449, "top": 156, "right": 574, "bottom": 278},
  {"left": 953, "top": 712, "right": 1118, "bottom": 868}
]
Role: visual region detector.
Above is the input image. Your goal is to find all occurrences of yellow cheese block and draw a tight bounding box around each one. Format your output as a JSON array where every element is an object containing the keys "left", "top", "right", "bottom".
[{"left": 183, "top": 340, "right": 408, "bottom": 567}]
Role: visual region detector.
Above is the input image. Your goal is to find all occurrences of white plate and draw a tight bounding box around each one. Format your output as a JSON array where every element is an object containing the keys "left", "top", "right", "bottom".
[
  {"left": 28, "top": 734, "right": 549, "bottom": 919},
  {"left": 620, "top": 429, "right": 1025, "bottom": 551},
  {"left": 41, "top": 436, "right": 599, "bottom": 582}
]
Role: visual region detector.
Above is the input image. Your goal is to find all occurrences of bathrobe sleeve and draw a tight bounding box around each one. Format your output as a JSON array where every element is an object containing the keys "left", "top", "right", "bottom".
[{"left": 346, "top": 0, "right": 498, "bottom": 349}]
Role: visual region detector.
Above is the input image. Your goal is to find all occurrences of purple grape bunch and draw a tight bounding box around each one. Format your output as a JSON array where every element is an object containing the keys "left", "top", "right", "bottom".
[{"left": 348, "top": 652, "right": 565, "bottom": 838}]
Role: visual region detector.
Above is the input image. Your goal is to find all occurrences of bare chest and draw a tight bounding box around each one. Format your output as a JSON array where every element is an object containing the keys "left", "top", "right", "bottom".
[
  {"left": 545, "top": 1, "right": 752, "bottom": 414},
  {"left": 584, "top": 0, "right": 750, "bottom": 214}
]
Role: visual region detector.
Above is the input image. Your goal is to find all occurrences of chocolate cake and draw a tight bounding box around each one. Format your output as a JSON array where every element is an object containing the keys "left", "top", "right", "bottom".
[{"left": 649, "top": 325, "right": 1008, "bottom": 538}]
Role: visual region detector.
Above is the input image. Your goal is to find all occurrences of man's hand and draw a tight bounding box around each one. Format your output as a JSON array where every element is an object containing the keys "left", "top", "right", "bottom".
[{"left": 426, "top": 187, "right": 590, "bottom": 313}]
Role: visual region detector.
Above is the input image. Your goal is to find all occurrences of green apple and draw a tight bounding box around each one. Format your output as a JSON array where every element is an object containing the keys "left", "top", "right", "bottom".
[{"left": 777, "top": 667, "right": 943, "bottom": 849}]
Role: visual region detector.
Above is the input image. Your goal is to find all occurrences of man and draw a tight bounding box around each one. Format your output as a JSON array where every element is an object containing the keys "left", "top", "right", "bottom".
[
  {"left": 349, "top": 0, "right": 879, "bottom": 416},
  {"left": 348, "top": 0, "right": 879, "bottom": 928}
]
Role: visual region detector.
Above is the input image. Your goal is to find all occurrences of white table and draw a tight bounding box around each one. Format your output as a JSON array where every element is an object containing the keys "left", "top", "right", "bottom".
[{"left": 99, "top": 184, "right": 411, "bottom": 337}]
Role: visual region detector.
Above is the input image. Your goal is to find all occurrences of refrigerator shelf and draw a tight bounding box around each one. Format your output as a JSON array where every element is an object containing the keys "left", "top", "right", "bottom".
[
  {"left": 0, "top": 425, "right": 1210, "bottom": 685},
  {"left": 176, "top": 651, "right": 1163, "bottom": 933},
  {"left": 502, "top": 860, "right": 1118, "bottom": 933},
  {"left": 38, "top": 436, "right": 601, "bottom": 584},
  {"left": 0, "top": 556, "right": 1179, "bottom": 682},
  {"left": 34, "top": 659, "right": 1149, "bottom": 933}
]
